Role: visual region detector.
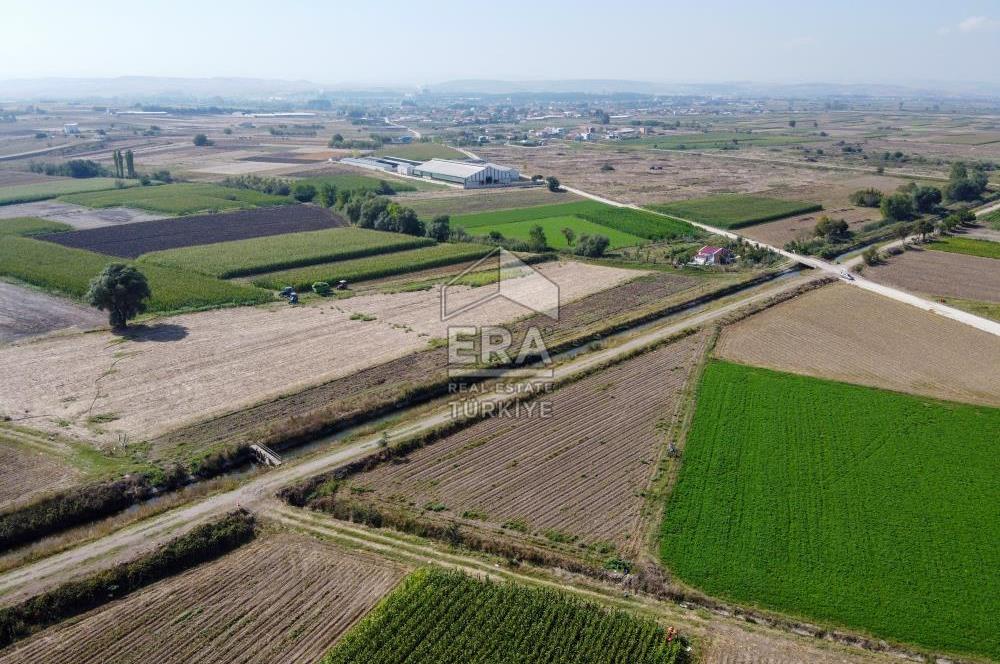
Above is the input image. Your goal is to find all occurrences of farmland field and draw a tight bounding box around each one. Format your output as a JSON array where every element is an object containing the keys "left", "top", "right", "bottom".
[
  {"left": 0, "top": 217, "right": 71, "bottom": 236},
  {"left": 0, "top": 281, "right": 105, "bottom": 343},
  {"left": 403, "top": 188, "right": 576, "bottom": 217},
  {"left": 661, "top": 360, "right": 1000, "bottom": 658},
  {"left": 0, "top": 533, "right": 407, "bottom": 664},
  {"left": 292, "top": 172, "right": 421, "bottom": 193},
  {"left": 635, "top": 131, "right": 819, "bottom": 150},
  {"left": 452, "top": 200, "right": 696, "bottom": 243},
  {"left": 41, "top": 205, "right": 344, "bottom": 258},
  {"left": 0, "top": 262, "right": 640, "bottom": 446},
  {"left": 864, "top": 249, "right": 1000, "bottom": 304},
  {"left": 0, "top": 236, "right": 273, "bottom": 314},
  {"left": 0, "top": 200, "right": 169, "bottom": 230},
  {"left": 333, "top": 332, "right": 711, "bottom": 557},
  {"left": 375, "top": 142, "right": 467, "bottom": 161},
  {"left": 141, "top": 227, "right": 433, "bottom": 278},
  {"left": 926, "top": 235, "right": 1000, "bottom": 259},
  {"left": 0, "top": 433, "right": 81, "bottom": 511},
  {"left": 59, "top": 183, "right": 292, "bottom": 215},
  {"left": 323, "top": 569, "right": 685, "bottom": 664},
  {"left": 251, "top": 243, "right": 492, "bottom": 290},
  {"left": 646, "top": 195, "right": 822, "bottom": 229},
  {"left": 0, "top": 178, "right": 135, "bottom": 206},
  {"left": 715, "top": 284, "right": 1000, "bottom": 407}
]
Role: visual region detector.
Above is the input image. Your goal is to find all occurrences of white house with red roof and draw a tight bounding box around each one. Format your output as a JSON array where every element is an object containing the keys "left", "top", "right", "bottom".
[{"left": 691, "top": 245, "right": 732, "bottom": 266}]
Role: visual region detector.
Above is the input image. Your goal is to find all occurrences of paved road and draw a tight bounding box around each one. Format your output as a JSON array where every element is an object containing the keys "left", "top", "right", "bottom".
[
  {"left": 562, "top": 185, "right": 1000, "bottom": 337},
  {"left": 0, "top": 273, "right": 815, "bottom": 604}
]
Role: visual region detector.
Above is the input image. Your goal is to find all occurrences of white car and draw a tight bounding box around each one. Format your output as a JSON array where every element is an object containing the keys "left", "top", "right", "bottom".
[{"left": 840, "top": 270, "right": 854, "bottom": 281}]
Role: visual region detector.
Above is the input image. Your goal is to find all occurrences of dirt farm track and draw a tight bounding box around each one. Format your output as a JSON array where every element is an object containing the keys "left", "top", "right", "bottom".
[{"left": 716, "top": 284, "right": 1000, "bottom": 407}]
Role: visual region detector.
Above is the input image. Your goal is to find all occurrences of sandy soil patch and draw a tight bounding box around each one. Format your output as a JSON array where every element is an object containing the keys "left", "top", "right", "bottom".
[
  {"left": 0, "top": 282, "right": 105, "bottom": 343},
  {"left": 864, "top": 248, "right": 1000, "bottom": 303},
  {"left": 716, "top": 284, "right": 1000, "bottom": 407},
  {"left": 0, "top": 532, "right": 406, "bottom": 664},
  {"left": 0, "top": 262, "right": 644, "bottom": 443},
  {"left": 0, "top": 200, "right": 167, "bottom": 230}
]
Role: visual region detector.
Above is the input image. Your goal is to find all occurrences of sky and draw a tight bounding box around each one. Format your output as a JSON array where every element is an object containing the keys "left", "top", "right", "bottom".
[{"left": 3, "top": 0, "right": 1000, "bottom": 87}]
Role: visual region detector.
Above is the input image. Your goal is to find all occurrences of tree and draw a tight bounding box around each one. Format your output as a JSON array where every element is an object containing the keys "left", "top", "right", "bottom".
[
  {"left": 914, "top": 219, "right": 935, "bottom": 241},
  {"left": 193, "top": 133, "right": 211, "bottom": 146},
  {"left": 574, "top": 234, "right": 610, "bottom": 258},
  {"left": 911, "top": 185, "right": 942, "bottom": 213},
  {"left": 788, "top": 119, "right": 797, "bottom": 128},
  {"left": 319, "top": 183, "right": 337, "bottom": 207},
  {"left": 86, "top": 264, "right": 150, "bottom": 330},
  {"left": 945, "top": 161, "right": 988, "bottom": 201},
  {"left": 427, "top": 215, "right": 451, "bottom": 242},
  {"left": 894, "top": 222, "right": 913, "bottom": 245},
  {"left": 880, "top": 192, "right": 915, "bottom": 221},
  {"left": 394, "top": 207, "right": 425, "bottom": 236},
  {"left": 527, "top": 224, "right": 548, "bottom": 251},
  {"left": 546, "top": 176, "right": 561, "bottom": 192},
  {"left": 561, "top": 227, "right": 576, "bottom": 246},
  {"left": 814, "top": 216, "right": 849, "bottom": 241},
  {"left": 861, "top": 247, "right": 881, "bottom": 266},
  {"left": 125, "top": 150, "right": 135, "bottom": 179},
  {"left": 344, "top": 198, "right": 363, "bottom": 224},
  {"left": 293, "top": 183, "right": 317, "bottom": 202}
]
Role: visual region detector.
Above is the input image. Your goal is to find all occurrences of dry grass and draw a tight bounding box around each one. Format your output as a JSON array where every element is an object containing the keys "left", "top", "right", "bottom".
[
  {"left": 0, "top": 532, "right": 407, "bottom": 664},
  {"left": 715, "top": 284, "right": 1000, "bottom": 407}
]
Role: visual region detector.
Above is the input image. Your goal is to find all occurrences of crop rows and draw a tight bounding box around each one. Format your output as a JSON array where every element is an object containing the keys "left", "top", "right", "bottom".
[
  {"left": 0, "top": 236, "right": 272, "bottom": 313},
  {"left": 141, "top": 227, "right": 433, "bottom": 278},
  {"left": 661, "top": 360, "right": 1000, "bottom": 659},
  {"left": 43, "top": 205, "right": 342, "bottom": 258},
  {"left": 646, "top": 194, "right": 821, "bottom": 229},
  {"left": 0, "top": 533, "right": 406, "bottom": 664},
  {"left": 251, "top": 242, "right": 492, "bottom": 290},
  {"left": 59, "top": 183, "right": 292, "bottom": 215},
  {"left": 323, "top": 569, "right": 684, "bottom": 664},
  {"left": 0, "top": 178, "right": 135, "bottom": 206},
  {"left": 0, "top": 439, "right": 80, "bottom": 511},
  {"left": 344, "top": 332, "right": 710, "bottom": 556},
  {"left": 0, "top": 217, "right": 71, "bottom": 237},
  {"left": 927, "top": 235, "right": 1000, "bottom": 260}
]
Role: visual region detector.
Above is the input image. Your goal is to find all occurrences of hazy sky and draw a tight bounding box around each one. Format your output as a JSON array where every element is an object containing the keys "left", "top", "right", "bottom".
[{"left": 4, "top": 0, "right": 1000, "bottom": 85}]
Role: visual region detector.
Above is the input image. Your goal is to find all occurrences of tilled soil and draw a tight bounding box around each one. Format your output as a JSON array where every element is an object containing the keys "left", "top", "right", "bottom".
[
  {"left": 0, "top": 281, "right": 105, "bottom": 343},
  {"left": 864, "top": 247, "right": 1000, "bottom": 303},
  {"left": 715, "top": 284, "right": 1000, "bottom": 407},
  {"left": 0, "top": 532, "right": 407, "bottom": 664}
]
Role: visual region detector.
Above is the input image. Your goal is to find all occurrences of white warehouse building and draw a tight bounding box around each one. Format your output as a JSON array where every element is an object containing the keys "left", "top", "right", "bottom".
[{"left": 411, "top": 159, "right": 520, "bottom": 188}]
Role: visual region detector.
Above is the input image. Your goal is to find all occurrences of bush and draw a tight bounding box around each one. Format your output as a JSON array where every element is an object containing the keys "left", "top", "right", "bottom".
[
  {"left": 312, "top": 281, "right": 331, "bottom": 296},
  {"left": 293, "top": 183, "right": 317, "bottom": 202},
  {"left": 574, "top": 234, "right": 610, "bottom": 258},
  {"left": 193, "top": 133, "right": 211, "bottom": 146},
  {"left": 880, "top": 192, "right": 915, "bottom": 221},
  {"left": 849, "top": 188, "right": 883, "bottom": 207}
]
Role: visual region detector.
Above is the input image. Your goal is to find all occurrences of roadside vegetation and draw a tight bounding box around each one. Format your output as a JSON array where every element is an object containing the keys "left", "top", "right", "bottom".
[
  {"left": 646, "top": 195, "right": 821, "bottom": 229},
  {"left": 323, "top": 569, "right": 686, "bottom": 664},
  {"left": 661, "top": 360, "right": 1000, "bottom": 659}
]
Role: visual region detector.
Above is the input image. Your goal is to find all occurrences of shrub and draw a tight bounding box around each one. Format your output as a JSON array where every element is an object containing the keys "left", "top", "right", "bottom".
[
  {"left": 312, "top": 281, "right": 331, "bottom": 295},
  {"left": 293, "top": 183, "right": 317, "bottom": 202},
  {"left": 849, "top": 188, "right": 883, "bottom": 207},
  {"left": 193, "top": 133, "right": 211, "bottom": 146},
  {"left": 880, "top": 192, "right": 915, "bottom": 221},
  {"left": 574, "top": 233, "right": 610, "bottom": 258}
]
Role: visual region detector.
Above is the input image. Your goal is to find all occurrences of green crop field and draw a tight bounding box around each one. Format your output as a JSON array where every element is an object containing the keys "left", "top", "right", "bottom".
[
  {"left": 661, "top": 361, "right": 1000, "bottom": 658},
  {"left": 0, "top": 178, "right": 135, "bottom": 206},
  {"left": 927, "top": 236, "right": 1000, "bottom": 259},
  {"left": 60, "top": 183, "right": 292, "bottom": 215},
  {"left": 140, "top": 228, "right": 435, "bottom": 278},
  {"left": 646, "top": 195, "right": 821, "bottom": 229},
  {"left": 323, "top": 569, "right": 684, "bottom": 664},
  {"left": 375, "top": 142, "right": 467, "bottom": 161},
  {"left": 452, "top": 200, "right": 696, "bottom": 246},
  {"left": 982, "top": 209, "right": 1000, "bottom": 229},
  {"left": 464, "top": 215, "right": 646, "bottom": 250},
  {"left": 634, "top": 131, "right": 818, "bottom": 150},
  {"left": 0, "top": 236, "right": 272, "bottom": 313},
  {"left": 0, "top": 217, "right": 72, "bottom": 236},
  {"left": 293, "top": 173, "right": 422, "bottom": 193},
  {"left": 252, "top": 242, "right": 491, "bottom": 290}
]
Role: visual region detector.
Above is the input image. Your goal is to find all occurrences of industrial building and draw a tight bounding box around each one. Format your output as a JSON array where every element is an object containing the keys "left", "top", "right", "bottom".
[{"left": 411, "top": 159, "right": 519, "bottom": 188}]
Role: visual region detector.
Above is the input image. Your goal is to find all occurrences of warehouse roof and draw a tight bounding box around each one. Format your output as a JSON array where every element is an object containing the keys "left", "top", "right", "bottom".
[{"left": 414, "top": 159, "right": 489, "bottom": 178}]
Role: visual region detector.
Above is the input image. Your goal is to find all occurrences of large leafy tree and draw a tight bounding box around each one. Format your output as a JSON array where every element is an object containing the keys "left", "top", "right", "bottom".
[{"left": 86, "top": 264, "right": 151, "bottom": 330}]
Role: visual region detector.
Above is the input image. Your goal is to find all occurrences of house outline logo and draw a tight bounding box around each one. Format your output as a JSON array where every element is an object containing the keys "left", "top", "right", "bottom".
[{"left": 440, "top": 247, "right": 560, "bottom": 321}]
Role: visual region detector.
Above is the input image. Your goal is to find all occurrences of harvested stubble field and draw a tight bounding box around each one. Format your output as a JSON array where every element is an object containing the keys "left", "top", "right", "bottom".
[
  {"left": 337, "top": 332, "right": 711, "bottom": 557},
  {"left": 646, "top": 194, "right": 821, "bottom": 229},
  {"left": 323, "top": 569, "right": 685, "bottom": 664},
  {"left": 59, "top": 183, "right": 291, "bottom": 215},
  {"left": 43, "top": 205, "right": 344, "bottom": 258},
  {"left": 0, "top": 281, "right": 105, "bottom": 343},
  {"left": 0, "top": 436, "right": 81, "bottom": 511},
  {"left": 140, "top": 227, "right": 431, "bottom": 278},
  {"left": 150, "top": 268, "right": 727, "bottom": 457},
  {"left": 0, "top": 262, "right": 641, "bottom": 447},
  {"left": 864, "top": 248, "right": 1000, "bottom": 304},
  {"left": 715, "top": 284, "right": 1000, "bottom": 407},
  {"left": 0, "top": 532, "right": 407, "bottom": 664},
  {"left": 661, "top": 361, "right": 1000, "bottom": 659}
]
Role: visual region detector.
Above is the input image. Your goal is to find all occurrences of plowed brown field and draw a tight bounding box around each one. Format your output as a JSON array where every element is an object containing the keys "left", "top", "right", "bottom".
[
  {"left": 0, "top": 532, "right": 406, "bottom": 664},
  {"left": 715, "top": 284, "right": 1000, "bottom": 407},
  {"left": 343, "top": 332, "right": 711, "bottom": 557},
  {"left": 0, "top": 435, "right": 80, "bottom": 511},
  {"left": 864, "top": 248, "right": 1000, "bottom": 303}
]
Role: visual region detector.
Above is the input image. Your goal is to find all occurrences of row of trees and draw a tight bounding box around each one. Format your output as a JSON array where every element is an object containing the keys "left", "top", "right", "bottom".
[{"left": 111, "top": 149, "right": 135, "bottom": 179}]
